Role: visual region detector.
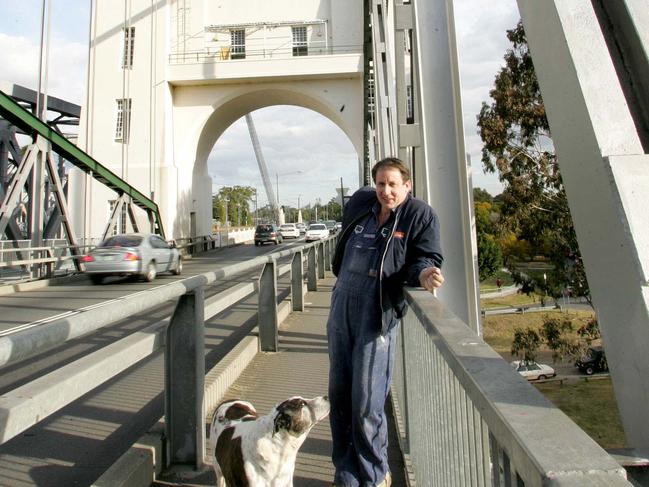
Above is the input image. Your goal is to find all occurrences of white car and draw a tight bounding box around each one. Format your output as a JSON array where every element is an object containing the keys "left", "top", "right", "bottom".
[
  {"left": 305, "top": 223, "right": 330, "bottom": 242},
  {"left": 511, "top": 360, "right": 556, "bottom": 381},
  {"left": 279, "top": 223, "right": 300, "bottom": 239}
]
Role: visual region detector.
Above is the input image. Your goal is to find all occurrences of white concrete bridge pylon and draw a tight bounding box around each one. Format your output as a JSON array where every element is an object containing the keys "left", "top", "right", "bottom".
[{"left": 518, "top": 0, "right": 649, "bottom": 446}]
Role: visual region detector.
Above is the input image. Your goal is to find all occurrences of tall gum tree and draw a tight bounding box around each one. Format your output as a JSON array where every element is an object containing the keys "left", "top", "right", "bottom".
[{"left": 477, "top": 20, "right": 590, "bottom": 305}]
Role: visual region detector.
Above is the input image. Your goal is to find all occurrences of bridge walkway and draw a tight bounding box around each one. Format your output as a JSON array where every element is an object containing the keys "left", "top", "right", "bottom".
[{"left": 155, "top": 275, "right": 407, "bottom": 487}]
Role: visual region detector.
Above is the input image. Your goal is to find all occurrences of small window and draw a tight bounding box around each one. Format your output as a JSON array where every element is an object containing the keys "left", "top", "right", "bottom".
[
  {"left": 115, "top": 98, "right": 132, "bottom": 143},
  {"left": 122, "top": 27, "right": 135, "bottom": 69},
  {"left": 230, "top": 29, "right": 245, "bottom": 59},
  {"left": 292, "top": 26, "right": 307, "bottom": 56}
]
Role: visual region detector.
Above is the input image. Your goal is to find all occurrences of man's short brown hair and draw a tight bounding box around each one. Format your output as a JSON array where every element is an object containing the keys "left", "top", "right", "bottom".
[{"left": 371, "top": 157, "right": 411, "bottom": 183}]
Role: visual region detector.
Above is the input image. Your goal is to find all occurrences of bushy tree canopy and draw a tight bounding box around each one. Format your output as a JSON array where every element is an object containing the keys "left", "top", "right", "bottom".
[{"left": 477, "top": 20, "right": 590, "bottom": 304}]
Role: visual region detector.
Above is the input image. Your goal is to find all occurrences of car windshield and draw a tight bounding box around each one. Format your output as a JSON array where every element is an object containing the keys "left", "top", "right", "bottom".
[
  {"left": 99, "top": 235, "right": 143, "bottom": 247},
  {"left": 309, "top": 224, "right": 327, "bottom": 230},
  {"left": 280, "top": 224, "right": 294, "bottom": 229},
  {"left": 324, "top": 220, "right": 336, "bottom": 229},
  {"left": 256, "top": 225, "right": 273, "bottom": 232}
]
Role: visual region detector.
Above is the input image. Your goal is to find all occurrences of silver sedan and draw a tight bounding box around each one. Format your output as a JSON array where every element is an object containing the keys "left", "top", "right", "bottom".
[{"left": 82, "top": 233, "right": 182, "bottom": 284}]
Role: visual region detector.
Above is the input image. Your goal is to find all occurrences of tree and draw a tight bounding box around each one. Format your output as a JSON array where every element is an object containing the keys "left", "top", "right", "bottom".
[
  {"left": 540, "top": 316, "right": 577, "bottom": 362},
  {"left": 212, "top": 186, "right": 256, "bottom": 227},
  {"left": 475, "top": 201, "right": 503, "bottom": 280},
  {"left": 511, "top": 327, "right": 541, "bottom": 362},
  {"left": 477, "top": 20, "right": 591, "bottom": 305}
]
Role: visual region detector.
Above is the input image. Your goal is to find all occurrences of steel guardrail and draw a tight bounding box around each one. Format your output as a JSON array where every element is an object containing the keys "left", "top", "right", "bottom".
[{"left": 392, "top": 288, "right": 631, "bottom": 486}]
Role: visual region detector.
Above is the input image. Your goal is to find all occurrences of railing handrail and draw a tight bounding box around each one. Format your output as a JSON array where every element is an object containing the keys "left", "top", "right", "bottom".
[
  {"left": 168, "top": 43, "right": 363, "bottom": 64},
  {"left": 0, "top": 237, "right": 332, "bottom": 368},
  {"left": 396, "top": 288, "right": 631, "bottom": 486}
]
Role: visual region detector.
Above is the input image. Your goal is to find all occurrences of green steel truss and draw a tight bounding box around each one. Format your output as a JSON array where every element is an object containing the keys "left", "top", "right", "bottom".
[{"left": 0, "top": 88, "right": 165, "bottom": 238}]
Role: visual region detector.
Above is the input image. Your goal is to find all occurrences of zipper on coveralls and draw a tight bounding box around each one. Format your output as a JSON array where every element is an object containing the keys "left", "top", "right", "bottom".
[{"left": 378, "top": 208, "right": 402, "bottom": 337}]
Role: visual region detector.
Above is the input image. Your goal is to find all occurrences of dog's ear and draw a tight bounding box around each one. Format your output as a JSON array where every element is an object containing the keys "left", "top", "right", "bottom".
[{"left": 273, "top": 412, "right": 292, "bottom": 434}]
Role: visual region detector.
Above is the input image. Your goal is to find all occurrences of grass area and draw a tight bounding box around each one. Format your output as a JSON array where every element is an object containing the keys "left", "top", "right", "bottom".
[
  {"left": 535, "top": 379, "right": 627, "bottom": 449},
  {"left": 482, "top": 309, "right": 594, "bottom": 354},
  {"left": 479, "top": 269, "right": 514, "bottom": 292},
  {"left": 480, "top": 292, "right": 546, "bottom": 309},
  {"left": 481, "top": 308, "right": 626, "bottom": 449}
]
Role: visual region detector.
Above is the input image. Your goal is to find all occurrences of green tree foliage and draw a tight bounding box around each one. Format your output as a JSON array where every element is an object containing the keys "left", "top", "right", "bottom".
[
  {"left": 477, "top": 20, "right": 591, "bottom": 305},
  {"left": 475, "top": 200, "right": 503, "bottom": 280},
  {"left": 212, "top": 186, "right": 256, "bottom": 227},
  {"left": 511, "top": 327, "right": 541, "bottom": 362},
  {"left": 540, "top": 316, "right": 577, "bottom": 362}
]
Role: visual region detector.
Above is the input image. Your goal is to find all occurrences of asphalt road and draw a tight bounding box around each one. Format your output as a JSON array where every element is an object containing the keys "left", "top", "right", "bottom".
[{"left": 0, "top": 237, "right": 307, "bottom": 394}]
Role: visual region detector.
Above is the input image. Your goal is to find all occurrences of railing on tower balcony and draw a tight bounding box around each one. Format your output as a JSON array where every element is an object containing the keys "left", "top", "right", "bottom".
[{"left": 168, "top": 39, "right": 363, "bottom": 65}]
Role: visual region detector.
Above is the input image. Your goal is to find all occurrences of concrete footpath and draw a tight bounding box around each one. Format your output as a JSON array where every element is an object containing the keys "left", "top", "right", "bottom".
[{"left": 129, "top": 276, "right": 406, "bottom": 487}]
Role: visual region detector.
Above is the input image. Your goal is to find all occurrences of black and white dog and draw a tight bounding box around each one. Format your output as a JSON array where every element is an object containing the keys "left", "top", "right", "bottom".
[{"left": 209, "top": 396, "right": 330, "bottom": 487}]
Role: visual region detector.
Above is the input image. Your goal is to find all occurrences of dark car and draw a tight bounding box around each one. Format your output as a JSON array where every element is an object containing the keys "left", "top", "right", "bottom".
[
  {"left": 254, "top": 224, "right": 283, "bottom": 246},
  {"left": 324, "top": 220, "right": 337, "bottom": 234},
  {"left": 575, "top": 346, "right": 608, "bottom": 375}
]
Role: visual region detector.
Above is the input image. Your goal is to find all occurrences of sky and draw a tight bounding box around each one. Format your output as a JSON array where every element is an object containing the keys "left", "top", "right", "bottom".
[{"left": 0, "top": 0, "right": 519, "bottom": 208}]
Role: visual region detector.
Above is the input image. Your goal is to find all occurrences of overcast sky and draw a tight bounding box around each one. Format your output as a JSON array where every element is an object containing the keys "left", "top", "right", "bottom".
[{"left": 0, "top": 0, "right": 519, "bottom": 208}]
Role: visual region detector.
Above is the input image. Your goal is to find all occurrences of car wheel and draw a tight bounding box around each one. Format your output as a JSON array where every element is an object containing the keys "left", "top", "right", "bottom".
[
  {"left": 171, "top": 257, "right": 182, "bottom": 275},
  {"left": 585, "top": 367, "right": 594, "bottom": 375},
  {"left": 255, "top": 241, "right": 260, "bottom": 246},
  {"left": 143, "top": 261, "right": 157, "bottom": 282},
  {"left": 538, "top": 375, "right": 547, "bottom": 380},
  {"left": 89, "top": 275, "right": 104, "bottom": 285}
]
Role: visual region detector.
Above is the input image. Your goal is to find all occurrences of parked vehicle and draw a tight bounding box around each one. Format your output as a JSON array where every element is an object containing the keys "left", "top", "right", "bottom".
[
  {"left": 575, "top": 346, "right": 608, "bottom": 375},
  {"left": 305, "top": 223, "right": 329, "bottom": 242},
  {"left": 254, "top": 224, "right": 283, "bottom": 246},
  {"left": 279, "top": 223, "right": 300, "bottom": 239},
  {"left": 324, "top": 220, "right": 337, "bottom": 234},
  {"left": 82, "top": 233, "right": 181, "bottom": 284},
  {"left": 511, "top": 360, "right": 556, "bottom": 381}
]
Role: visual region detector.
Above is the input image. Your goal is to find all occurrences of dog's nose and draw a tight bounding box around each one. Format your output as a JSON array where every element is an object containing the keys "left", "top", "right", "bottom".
[{"left": 323, "top": 395, "right": 329, "bottom": 401}]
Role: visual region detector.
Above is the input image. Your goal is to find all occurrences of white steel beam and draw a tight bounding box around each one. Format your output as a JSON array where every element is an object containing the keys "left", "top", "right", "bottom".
[
  {"left": 410, "top": 0, "right": 480, "bottom": 332},
  {"left": 518, "top": 0, "right": 649, "bottom": 446}
]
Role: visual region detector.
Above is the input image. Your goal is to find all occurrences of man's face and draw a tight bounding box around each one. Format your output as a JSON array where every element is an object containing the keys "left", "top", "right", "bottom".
[{"left": 375, "top": 167, "right": 411, "bottom": 211}]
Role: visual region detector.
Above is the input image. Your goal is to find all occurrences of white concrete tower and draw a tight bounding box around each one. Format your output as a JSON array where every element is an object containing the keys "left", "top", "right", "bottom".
[{"left": 72, "top": 0, "right": 364, "bottom": 240}]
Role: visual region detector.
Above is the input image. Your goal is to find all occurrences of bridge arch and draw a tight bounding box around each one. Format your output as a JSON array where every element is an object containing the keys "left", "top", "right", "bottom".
[{"left": 166, "top": 79, "right": 363, "bottom": 237}]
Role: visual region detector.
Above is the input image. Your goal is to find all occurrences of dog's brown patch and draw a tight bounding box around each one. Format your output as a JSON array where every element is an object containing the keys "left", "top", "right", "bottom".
[
  {"left": 224, "top": 403, "right": 257, "bottom": 421},
  {"left": 215, "top": 427, "right": 248, "bottom": 487}
]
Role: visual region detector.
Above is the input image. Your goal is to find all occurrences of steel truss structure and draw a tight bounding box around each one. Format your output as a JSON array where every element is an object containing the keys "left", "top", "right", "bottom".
[{"left": 0, "top": 86, "right": 165, "bottom": 278}]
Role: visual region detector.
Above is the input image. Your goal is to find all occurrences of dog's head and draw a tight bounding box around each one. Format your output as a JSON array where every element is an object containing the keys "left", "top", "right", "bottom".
[
  {"left": 272, "top": 395, "right": 330, "bottom": 437},
  {"left": 213, "top": 399, "right": 257, "bottom": 426}
]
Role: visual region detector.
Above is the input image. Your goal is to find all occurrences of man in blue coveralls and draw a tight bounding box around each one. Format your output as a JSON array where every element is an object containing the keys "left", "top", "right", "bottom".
[{"left": 328, "top": 157, "right": 444, "bottom": 487}]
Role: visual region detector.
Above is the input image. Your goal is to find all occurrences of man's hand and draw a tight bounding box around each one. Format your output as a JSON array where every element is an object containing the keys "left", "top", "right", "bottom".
[{"left": 419, "top": 267, "right": 444, "bottom": 291}]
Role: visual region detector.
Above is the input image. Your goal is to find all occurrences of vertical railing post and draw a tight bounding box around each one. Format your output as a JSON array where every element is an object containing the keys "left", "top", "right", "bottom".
[
  {"left": 165, "top": 288, "right": 205, "bottom": 468},
  {"left": 258, "top": 257, "right": 278, "bottom": 351},
  {"left": 317, "top": 242, "right": 325, "bottom": 279},
  {"left": 291, "top": 250, "right": 304, "bottom": 311},
  {"left": 307, "top": 246, "right": 317, "bottom": 291},
  {"left": 324, "top": 237, "right": 332, "bottom": 271}
]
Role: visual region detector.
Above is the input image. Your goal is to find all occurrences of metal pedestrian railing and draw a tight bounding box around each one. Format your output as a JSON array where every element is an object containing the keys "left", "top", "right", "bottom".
[
  {"left": 0, "top": 236, "right": 337, "bottom": 471},
  {"left": 392, "top": 289, "right": 631, "bottom": 486}
]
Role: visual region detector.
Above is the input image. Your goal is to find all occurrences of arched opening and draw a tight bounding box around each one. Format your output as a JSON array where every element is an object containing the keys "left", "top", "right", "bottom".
[
  {"left": 208, "top": 105, "right": 360, "bottom": 230},
  {"left": 185, "top": 85, "right": 363, "bottom": 236}
]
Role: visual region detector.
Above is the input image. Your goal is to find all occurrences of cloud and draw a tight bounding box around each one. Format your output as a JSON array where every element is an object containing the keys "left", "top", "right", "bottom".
[
  {"left": 209, "top": 106, "right": 359, "bottom": 208},
  {"left": 0, "top": 33, "right": 88, "bottom": 105},
  {"left": 455, "top": 0, "right": 519, "bottom": 194}
]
